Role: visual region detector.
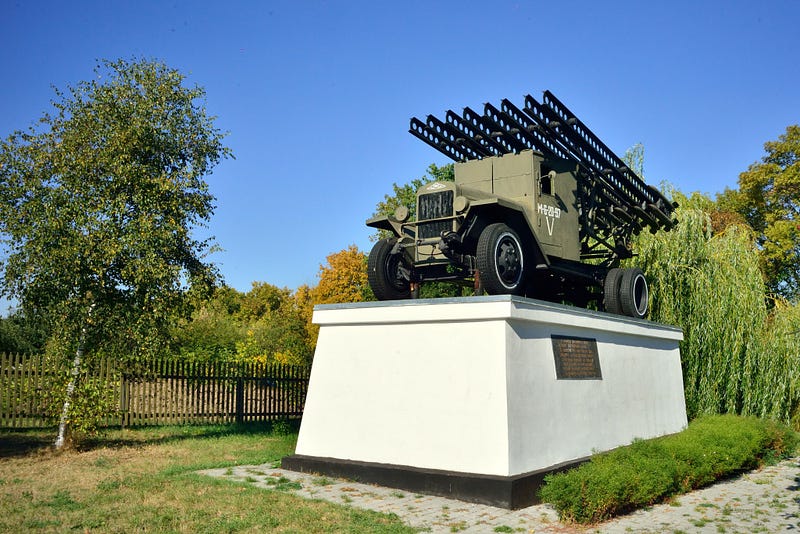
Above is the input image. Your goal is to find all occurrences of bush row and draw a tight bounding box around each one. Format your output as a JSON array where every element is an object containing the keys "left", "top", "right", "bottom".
[{"left": 538, "top": 415, "right": 797, "bottom": 524}]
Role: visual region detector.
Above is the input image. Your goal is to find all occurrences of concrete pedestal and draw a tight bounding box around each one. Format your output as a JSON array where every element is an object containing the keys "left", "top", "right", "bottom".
[{"left": 282, "top": 296, "right": 686, "bottom": 509}]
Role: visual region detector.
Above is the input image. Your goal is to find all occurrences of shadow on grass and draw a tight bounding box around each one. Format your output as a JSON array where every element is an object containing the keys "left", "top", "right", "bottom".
[
  {"left": 0, "top": 419, "right": 300, "bottom": 458},
  {"left": 0, "top": 429, "right": 55, "bottom": 458}
]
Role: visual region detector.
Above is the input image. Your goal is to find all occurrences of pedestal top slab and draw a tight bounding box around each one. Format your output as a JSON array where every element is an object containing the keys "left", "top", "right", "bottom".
[{"left": 313, "top": 295, "right": 683, "bottom": 342}]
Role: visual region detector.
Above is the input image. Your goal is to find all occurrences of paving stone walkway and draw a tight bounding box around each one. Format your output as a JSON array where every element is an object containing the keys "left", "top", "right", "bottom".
[{"left": 200, "top": 457, "right": 800, "bottom": 532}]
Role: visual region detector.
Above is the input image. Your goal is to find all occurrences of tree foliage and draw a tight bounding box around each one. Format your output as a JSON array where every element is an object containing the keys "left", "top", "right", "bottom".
[
  {"left": 0, "top": 309, "right": 47, "bottom": 354},
  {"left": 628, "top": 193, "right": 766, "bottom": 417},
  {"left": 234, "top": 282, "right": 312, "bottom": 366},
  {"left": 169, "top": 246, "right": 376, "bottom": 368},
  {"left": 623, "top": 143, "right": 645, "bottom": 178},
  {"left": 292, "top": 283, "right": 317, "bottom": 355},
  {"left": 0, "top": 58, "right": 230, "bottom": 437},
  {"left": 172, "top": 286, "right": 242, "bottom": 361},
  {"left": 239, "top": 282, "right": 292, "bottom": 322},
  {"left": 629, "top": 189, "right": 800, "bottom": 426},
  {"left": 717, "top": 125, "right": 800, "bottom": 300},
  {"left": 172, "top": 282, "right": 315, "bottom": 366},
  {"left": 313, "top": 245, "right": 373, "bottom": 304}
]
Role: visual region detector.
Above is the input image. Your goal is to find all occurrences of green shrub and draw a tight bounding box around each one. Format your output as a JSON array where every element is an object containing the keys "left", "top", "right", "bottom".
[{"left": 539, "top": 415, "right": 797, "bottom": 524}]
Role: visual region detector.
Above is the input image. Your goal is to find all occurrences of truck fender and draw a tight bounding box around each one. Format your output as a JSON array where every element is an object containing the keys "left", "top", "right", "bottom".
[
  {"left": 464, "top": 199, "right": 550, "bottom": 269},
  {"left": 365, "top": 214, "right": 403, "bottom": 238}
]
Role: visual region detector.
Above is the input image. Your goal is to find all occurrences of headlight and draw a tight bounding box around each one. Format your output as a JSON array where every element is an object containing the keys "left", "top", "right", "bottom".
[
  {"left": 454, "top": 196, "right": 470, "bottom": 213},
  {"left": 394, "top": 205, "right": 410, "bottom": 222}
]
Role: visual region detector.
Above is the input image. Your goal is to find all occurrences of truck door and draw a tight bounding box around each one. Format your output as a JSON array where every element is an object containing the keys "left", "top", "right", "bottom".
[{"left": 535, "top": 162, "right": 580, "bottom": 261}]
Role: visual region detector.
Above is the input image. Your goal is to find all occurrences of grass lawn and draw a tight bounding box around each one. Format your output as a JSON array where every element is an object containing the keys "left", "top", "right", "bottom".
[{"left": 0, "top": 423, "right": 417, "bottom": 533}]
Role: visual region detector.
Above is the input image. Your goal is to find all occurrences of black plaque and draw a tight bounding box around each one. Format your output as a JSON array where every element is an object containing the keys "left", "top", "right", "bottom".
[{"left": 551, "top": 335, "right": 602, "bottom": 380}]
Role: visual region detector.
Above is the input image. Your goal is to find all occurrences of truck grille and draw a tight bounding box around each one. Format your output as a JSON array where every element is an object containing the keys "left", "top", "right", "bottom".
[{"left": 418, "top": 191, "right": 454, "bottom": 239}]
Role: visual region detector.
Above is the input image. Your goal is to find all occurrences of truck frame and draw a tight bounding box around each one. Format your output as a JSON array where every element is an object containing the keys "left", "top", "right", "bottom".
[{"left": 366, "top": 91, "right": 677, "bottom": 318}]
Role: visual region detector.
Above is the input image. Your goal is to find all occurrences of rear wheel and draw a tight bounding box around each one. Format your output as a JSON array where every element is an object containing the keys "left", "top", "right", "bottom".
[
  {"left": 367, "top": 238, "right": 411, "bottom": 301},
  {"left": 476, "top": 223, "right": 525, "bottom": 295},
  {"left": 603, "top": 268, "right": 623, "bottom": 315},
  {"left": 619, "top": 267, "right": 649, "bottom": 319}
]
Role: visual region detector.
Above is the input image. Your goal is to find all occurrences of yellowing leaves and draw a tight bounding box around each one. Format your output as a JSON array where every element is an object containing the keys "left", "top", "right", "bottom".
[
  {"left": 175, "top": 246, "right": 375, "bottom": 367},
  {"left": 312, "top": 245, "right": 371, "bottom": 305}
]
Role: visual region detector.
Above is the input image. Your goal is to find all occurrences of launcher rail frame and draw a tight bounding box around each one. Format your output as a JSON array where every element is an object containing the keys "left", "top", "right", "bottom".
[{"left": 409, "top": 91, "right": 676, "bottom": 263}]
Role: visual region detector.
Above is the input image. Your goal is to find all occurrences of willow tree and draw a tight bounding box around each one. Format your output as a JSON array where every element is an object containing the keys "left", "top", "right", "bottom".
[
  {"left": 626, "top": 191, "right": 775, "bottom": 420},
  {"left": 0, "top": 59, "right": 230, "bottom": 446}
]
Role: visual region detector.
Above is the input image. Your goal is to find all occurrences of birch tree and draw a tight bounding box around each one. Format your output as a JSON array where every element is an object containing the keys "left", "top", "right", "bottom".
[{"left": 0, "top": 58, "right": 230, "bottom": 446}]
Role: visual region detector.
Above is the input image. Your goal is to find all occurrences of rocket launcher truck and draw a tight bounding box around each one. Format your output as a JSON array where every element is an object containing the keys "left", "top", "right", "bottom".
[{"left": 366, "top": 91, "right": 677, "bottom": 319}]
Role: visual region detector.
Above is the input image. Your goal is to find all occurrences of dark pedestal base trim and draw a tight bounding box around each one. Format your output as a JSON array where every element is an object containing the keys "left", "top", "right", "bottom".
[{"left": 281, "top": 454, "right": 587, "bottom": 509}]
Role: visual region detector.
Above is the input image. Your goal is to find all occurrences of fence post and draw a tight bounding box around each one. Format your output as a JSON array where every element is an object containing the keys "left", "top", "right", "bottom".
[
  {"left": 119, "top": 373, "right": 128, "bottom": 428},
  {"left": 235, "top": 376, "right": 244, "bottom": 424}
]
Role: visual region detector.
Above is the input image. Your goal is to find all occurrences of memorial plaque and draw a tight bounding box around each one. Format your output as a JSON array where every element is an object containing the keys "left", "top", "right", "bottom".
[{"left": 551, "top": 335, "right": 602, "bottom": 380}]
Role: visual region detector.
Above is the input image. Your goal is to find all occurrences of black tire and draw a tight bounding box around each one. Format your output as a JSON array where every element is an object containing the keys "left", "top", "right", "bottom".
[
  {"left": 476, "top": 223, "right": 525, "bottom": 295},
  {"left": 619, "top": 267, "right": 649, "bottom": 319},
  {"left": 367, "top": 238, "right": 411, "bottom": 301},
  {"left": 603, "top": 268, "right": 624, "bottom": 315}
]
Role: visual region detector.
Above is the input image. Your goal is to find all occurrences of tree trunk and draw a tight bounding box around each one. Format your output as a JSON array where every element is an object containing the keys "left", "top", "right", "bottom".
[
  {"left": 54, "top": 342, "right": 84, "bottom": 449},
  {"left": 54, "top": 304, "right": 94, "bottom": 449}
]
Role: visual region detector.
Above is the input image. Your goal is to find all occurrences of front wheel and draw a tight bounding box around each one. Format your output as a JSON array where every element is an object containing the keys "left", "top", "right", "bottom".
[
  {"left": 476, "top": 223, "right": 526, "bottom": 295},
  {"left": 367, "top": 238, "right": 412, "bottom": 301}
]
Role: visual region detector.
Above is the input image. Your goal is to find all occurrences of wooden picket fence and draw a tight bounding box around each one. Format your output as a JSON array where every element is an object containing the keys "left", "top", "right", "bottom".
[{"left": 0, "top": 352, "right": 310, "bottom": 428}]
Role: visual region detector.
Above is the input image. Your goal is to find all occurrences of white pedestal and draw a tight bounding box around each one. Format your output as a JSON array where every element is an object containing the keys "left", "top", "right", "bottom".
[{"left": 283, "top": 296, "right": 686, "bottom": 508}]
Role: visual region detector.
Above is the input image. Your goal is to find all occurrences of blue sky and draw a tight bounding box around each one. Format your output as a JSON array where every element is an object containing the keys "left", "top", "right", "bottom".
[{"left": 2, "top": 1, "right": 799, "bottom": 296}]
